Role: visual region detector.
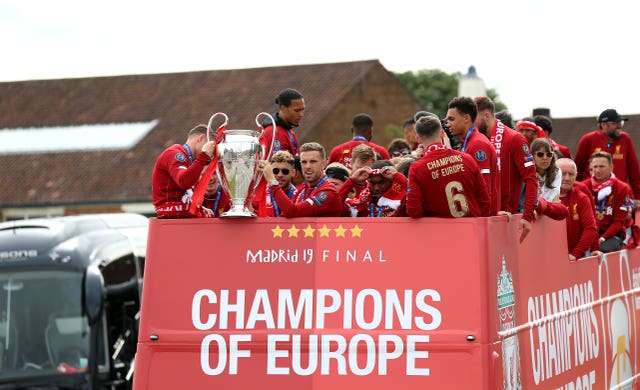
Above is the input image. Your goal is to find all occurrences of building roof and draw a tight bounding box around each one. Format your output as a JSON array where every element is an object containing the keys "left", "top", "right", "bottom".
[{"left": 0, "top": 60, "right": 420, "bottom": 208}]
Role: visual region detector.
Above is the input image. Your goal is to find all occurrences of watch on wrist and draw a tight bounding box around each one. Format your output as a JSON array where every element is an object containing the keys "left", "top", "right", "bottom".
[{"left": 269, "top": 179, "right": 279, "bottom": 187}]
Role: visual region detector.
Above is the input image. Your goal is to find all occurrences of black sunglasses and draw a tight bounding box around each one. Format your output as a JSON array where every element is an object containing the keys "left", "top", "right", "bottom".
[
  {"left": 535, "top": 152, "right": 554, "bottom": 158},
  {"left": 391, "top": 150, "right": 411, "bottom": 157},
  {"left": 272, "top": 168, "right": 290, "bottom": 175}
]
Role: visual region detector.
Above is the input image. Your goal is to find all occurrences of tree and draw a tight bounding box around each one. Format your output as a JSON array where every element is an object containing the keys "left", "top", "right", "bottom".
[{"left": 394, "top": 69, "right": 507, "bottom": 117}]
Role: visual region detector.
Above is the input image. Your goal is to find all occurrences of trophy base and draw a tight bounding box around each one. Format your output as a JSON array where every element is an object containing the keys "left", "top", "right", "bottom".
[{"left": 220, "top": 208, "right": 256, "bottom": 218}]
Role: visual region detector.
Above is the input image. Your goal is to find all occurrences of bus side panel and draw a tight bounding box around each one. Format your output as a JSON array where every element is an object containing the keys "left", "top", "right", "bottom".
[
  {"left": 134, "top": 217, "right": 492, "bottom": 389},
  {"left": 492, "top": 215, "right": 640, "bottom": 389}
]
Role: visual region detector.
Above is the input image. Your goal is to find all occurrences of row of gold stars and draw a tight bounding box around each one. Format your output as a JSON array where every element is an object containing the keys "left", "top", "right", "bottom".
[{"left": 271, "top": 224, "right": 363, "bottom": 238}]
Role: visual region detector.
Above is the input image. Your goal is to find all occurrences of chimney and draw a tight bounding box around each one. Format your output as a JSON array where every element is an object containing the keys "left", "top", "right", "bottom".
[{"left": 532, "top": 108, "right": 551, "bottom": 118}]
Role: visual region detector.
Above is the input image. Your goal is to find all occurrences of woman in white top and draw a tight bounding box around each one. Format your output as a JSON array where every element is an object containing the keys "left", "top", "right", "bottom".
[{"left": 531, "top": 138, "right": 561, "bottom": 202}]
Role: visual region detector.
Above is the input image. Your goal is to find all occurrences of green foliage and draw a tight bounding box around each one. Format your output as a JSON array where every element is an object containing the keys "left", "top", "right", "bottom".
[
  {"left": 384, "top": 124, "right": 403, "bottom": 140},
  {"left": 394, "top": 69, "right": 507, "bottom": 116}
]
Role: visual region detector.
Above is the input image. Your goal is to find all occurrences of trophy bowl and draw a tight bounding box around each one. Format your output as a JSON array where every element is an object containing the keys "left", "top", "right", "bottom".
[{"left": 217, "top": 129, "right": 263, "bottom": 218}]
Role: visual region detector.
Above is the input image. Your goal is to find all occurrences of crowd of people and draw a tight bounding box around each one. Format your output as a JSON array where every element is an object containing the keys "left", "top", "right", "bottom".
[{"left": 152, "top": 88, "right": 640, "bottom": 259}]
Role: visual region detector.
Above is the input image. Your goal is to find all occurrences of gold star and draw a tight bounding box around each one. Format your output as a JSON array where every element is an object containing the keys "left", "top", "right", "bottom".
[
  {"left": 319, "top": 224, "right": 332, "bottom": 237},
  {"left": 350, "top": 224, "right": 363, "bottom": 238},
  {"left": 334, "top": 224, "right": 347, "bottom": 237},
  {"left": 287, "top": 225, "right": 300, "bottom": 238},
  {"left": 303, "top": 225, "right": 316, "bottom": 237},
  {"left": 272, "top": 225, "right": 284, "bottom": 238}
]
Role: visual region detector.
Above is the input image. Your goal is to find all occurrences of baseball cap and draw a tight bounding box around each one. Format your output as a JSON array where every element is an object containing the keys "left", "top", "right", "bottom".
[{"left": 598, "top": 109, "right": 628, "bottom": 123}]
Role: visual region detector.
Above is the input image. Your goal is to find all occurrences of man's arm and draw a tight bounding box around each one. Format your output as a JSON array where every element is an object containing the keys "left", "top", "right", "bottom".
[
  {"left": 272, "top": 185, "right": 342, "bottom": 217},
  {"left": 406, "top": 166, "right": 425, "bottom": 218},
  {"left": 168, "top": 148, "right": 211, "bottom": 190},
  {"left": 572, "top": 194, "right": 599, "bottom": 259}
]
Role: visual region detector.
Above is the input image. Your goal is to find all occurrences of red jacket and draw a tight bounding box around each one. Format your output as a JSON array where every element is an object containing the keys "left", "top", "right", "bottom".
[
  {"left": 560, "top": 188, "right": 598, "bottom": 258},
  {"left": 490, "top": 121, "right": 538, "bottom": 222},
  {"left": 271, "top": 176, "right": 342, "bottom": 217},
  {"left": 262, "top": 113, "right": 300, "bottom": 157},
  {"left": 329, "top": 139, "right": 390, "bottom": 169},
  {"left": 407, "top": 144, "right": 490, "bottom": 218},
  {"left": 575, "top": 130, "right": 640, "bottom": 198},
  {"left": 252, "top": 184, "right": 296, "bottom": 217},
  {"left": 462, "top": 128, "right": 500, "bottom": 215},
  {"left": 152, "top": 143, "right": 210, "bottom": 218}
]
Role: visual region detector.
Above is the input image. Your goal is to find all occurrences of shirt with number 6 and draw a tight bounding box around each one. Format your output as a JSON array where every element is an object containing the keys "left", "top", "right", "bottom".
[{"left": 406, "top": 143, "right": 491, "bottom": 218}]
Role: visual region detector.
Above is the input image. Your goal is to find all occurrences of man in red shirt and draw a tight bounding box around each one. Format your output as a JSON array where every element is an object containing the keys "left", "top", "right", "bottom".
[
  {"left": 343, "top": 161, "right": 407, "bottom": 217},
  {"left": 152, "top": 124, "right": 215, "bottom": 218},
  {"left": 262, "top": 88, "right": 304, "bottom": 157},
  {"left": 253, "top": 151, "right": 297, "bottom": 217},
  {"left": 407, "top": 116, "right": 490, "bottom": 218},
  {"left": 557, "top": 158, "right": 598, "bottom": 260},
  {"left": 446, "top": 97, "right": 499, "bottom": 215},
  {"left": 534, "top": 115, "right": 572, "bottom": 158},
  {"left": 582, "top": 151, "right": 632, "bottom": 253},
  {"left": 575, "top": 109, "right": 640, "bottom": 205},
  {"left": 329, "top": 113, "right": 390, "bottom": 169},
  {"left": 474, "top": 96, "right": 538, "bottom": 243},
  {"left": 258, "top": 142, "right": 342, "bottom": 217}
]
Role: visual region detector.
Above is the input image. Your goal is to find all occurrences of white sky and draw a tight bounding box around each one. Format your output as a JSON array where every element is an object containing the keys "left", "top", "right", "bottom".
[{"left": 2, "top": 0, "right": 638, "bottom": 120}]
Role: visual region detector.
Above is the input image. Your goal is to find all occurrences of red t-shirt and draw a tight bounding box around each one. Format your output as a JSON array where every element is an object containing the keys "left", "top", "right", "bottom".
[
  {"left": 574, "top": 130, "right": 640, "bottom": 198},
  {"left": 407, "top": 143, "right": 490, "bottom": 218},
  {"left": 490, "top": 120, "right": 538, "bottom": 222},
  {"left": 329, "top": 139, "right": 391, "bottom": 169},
  {"left": 461, "top": 128, "right": 499, "bottom": 215},
  {"left": 560, "top": 188, "right": 598, "bottom": 258},
  {"left": 582, "top": 177, "right": 631, "bottom": 238},
  {"left": 152, "top": 144, "right": 210, "bottom": 217},
  {"left": 271, "top": 176, "right": 342, "bottom": 217}
]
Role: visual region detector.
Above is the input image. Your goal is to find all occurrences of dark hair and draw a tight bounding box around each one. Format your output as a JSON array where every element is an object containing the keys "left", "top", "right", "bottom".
[
  {"left": 474, "top": 96, "right": 495, "bottom": 114},
  {"left": 415, "top": 116, "right": 442, "bottom": 139},
  {"left": 275, "top": 88, "right": 303, "bottom": 107},
  {"left": 293, "top": 155, "right": 302, "bottom": 171},
  {"left": 387, "top": 138, "right": 412, "bottom": 153},
  {"left": 448, "top": 97, "right": 478, "bottom": 122},
  {"left": 371, "top": 160, "right": 393, "bottom": 170},
  {"left": 531, "top": 138, "right": 558, "bottom": 189},
  {"left": 402, "top": 118, "right": 415, "bottom": 129},
  {"left": 533, "top": 115, "right": 553, "bottom": 135},
  {"left": 325, "top": 163, "right": 350, "bottom": 182},
  {"left": 495, "top": 110, "right": 514, "bottom": 129},
  {"left": 352, "top": 113, "right": 373, "bottom": 128}
]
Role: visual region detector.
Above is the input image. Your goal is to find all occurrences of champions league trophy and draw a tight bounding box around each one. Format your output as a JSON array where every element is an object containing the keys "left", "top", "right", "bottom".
[{"left": 207, "top": 112, "right": 276, "bottom": 218}]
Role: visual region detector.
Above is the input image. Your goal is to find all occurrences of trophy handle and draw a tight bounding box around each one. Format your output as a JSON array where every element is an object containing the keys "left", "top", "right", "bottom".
[
  {"left": 207, "top": 112, "right": 229, "bottom": 142},
  {"left": 255, "top": 112, "right": 276, "bottom": 160}
]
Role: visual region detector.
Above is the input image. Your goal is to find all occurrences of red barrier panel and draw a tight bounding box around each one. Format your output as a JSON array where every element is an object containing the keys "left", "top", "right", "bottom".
[{"left": 133, "top": 215, "right": 640, "bottom": 389}]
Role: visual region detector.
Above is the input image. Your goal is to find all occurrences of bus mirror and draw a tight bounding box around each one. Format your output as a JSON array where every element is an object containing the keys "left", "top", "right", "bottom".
[{"left": 84, "top": 264, "right": 105, "bottom": 325}]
